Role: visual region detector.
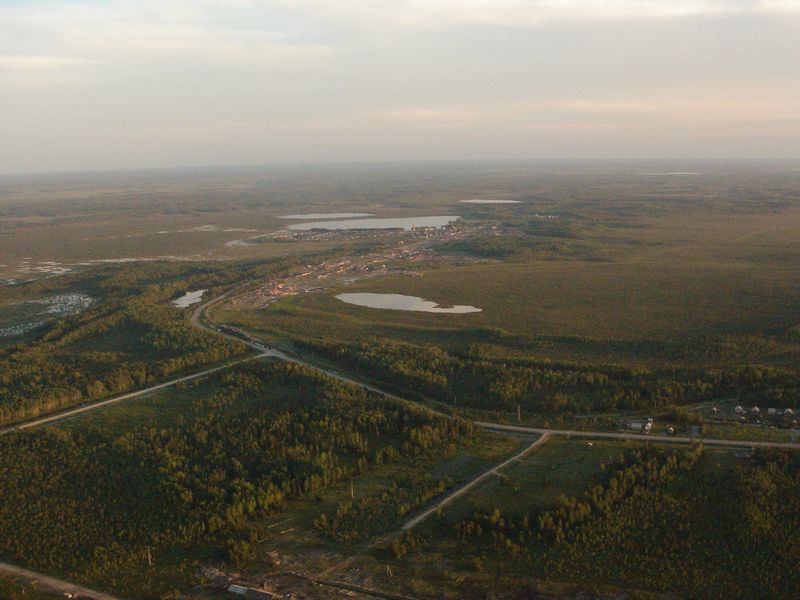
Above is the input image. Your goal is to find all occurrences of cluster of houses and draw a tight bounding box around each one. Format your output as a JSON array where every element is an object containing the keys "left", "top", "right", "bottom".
[
  {"left": 623, "top": 417, "right": 655, "bottom": 435},
  {"left": 234, "top": 243, "right": 437, "bottom": 310},
  {"left": 732, "top": 405, "right": 797, "bottom": 425}
]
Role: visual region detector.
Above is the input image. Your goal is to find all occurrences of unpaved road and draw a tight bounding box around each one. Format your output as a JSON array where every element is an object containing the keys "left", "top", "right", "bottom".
[
  {"left": 320, "top": 435, "right": 552, "bottom": 579},
  {"left": 0, "top": 353, "right": 267, "bottom": 435},
  {"left": 477, "top": 421, "right": 800, "bottom": 449},
  {"left": 0, "top": 561, "right": 121, "bottom": 600},
  {"left": 401, "top": 433, "right": 551, "bottom": 531}
]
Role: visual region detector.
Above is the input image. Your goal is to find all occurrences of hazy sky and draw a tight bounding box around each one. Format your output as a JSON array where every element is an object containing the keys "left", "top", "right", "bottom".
[{"left": 2, "top": 0, "right": 799, "bottom": 173}]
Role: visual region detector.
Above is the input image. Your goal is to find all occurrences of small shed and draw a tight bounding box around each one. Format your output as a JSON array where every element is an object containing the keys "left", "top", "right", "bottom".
[{"left": 228, "top": 585, "right": 248, "bottom": 596}]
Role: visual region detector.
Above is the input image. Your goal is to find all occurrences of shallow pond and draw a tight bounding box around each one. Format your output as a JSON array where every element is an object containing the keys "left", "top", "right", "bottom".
[
  {"left": 336, "top": 293, "right": 481, "bottom": 314},
  {"left": 0, "top": 293, "right": 94, "bottom": 338},
  {"left": 172, "top": 289, "right": 206, "bottom": 308},
  {"left": 287, "top": 215, "right": 459, "bottom": 231}
]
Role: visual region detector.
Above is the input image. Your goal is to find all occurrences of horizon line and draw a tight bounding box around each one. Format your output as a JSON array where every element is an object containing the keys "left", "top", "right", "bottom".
[{"left": 3, "top": 156, "right": 800, "bottom": 178}]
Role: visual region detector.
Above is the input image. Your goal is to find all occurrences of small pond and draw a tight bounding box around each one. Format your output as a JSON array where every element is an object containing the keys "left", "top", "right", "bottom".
[{"left": 172, "top": 289, "right": 207, "bottom": 308}]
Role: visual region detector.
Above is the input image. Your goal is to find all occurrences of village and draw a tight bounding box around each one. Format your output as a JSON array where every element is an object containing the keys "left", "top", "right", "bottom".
[
  {"left": 621, "top": 403, "right": 800, "bottom": 441},
  {"left": 231, "top": 224, "right": 471, "bottom": 310}
]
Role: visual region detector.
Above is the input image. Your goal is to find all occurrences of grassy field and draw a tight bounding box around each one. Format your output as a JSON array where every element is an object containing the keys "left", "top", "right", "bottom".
[
  {"left": 221, "top": 203, "right": 800, "bottom": 345},
  {"left": 425, "top": 437, "right": 626, "bottom": 522},
  {"left": 4, "top": 161, "right": 800, "bottom": 277},
  {"left": 55, "top": 373, "right": 239, "bottom": 434},
  {"left": 211, "top": 192, "right": 800, "bottom": 437}
]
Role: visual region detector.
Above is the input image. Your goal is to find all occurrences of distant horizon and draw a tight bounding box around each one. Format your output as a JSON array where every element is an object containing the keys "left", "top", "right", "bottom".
[{"left": 3, "top": 156, "right": 800, "bottom": 179}]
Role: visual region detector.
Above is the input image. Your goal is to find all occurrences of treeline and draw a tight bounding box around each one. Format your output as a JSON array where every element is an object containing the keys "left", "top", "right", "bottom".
[
  {"left": 314, "top": 474, "right": 454, "bottom": 543},
  {"left": 540, "top": 448, "right": 800, "bottom": 598},
  {"left": 443, "top": 236, "right": 529, "bottom": 258},
  {"left": 298, "top": 339, "right": 800, "bottom": 414},
  {"left": 441, "top": 221, "right": 581, "bottom": 259},
  {"left": 0, "top": 361, "right": 474, "bottom": 598}
]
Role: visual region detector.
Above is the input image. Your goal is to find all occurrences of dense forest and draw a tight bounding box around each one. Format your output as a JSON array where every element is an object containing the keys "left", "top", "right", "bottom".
[
  {"left": 299, "top": 338, "right": 800, "bottom": 415},
  {"left": 411, "top": 446, "right": 800, "bottom": 599},
  {"left": 439, "top": 220, "right": 583, "bottom": 259},
  {"left": 0, "top": 361, "right": 473, "bottom": 598}
]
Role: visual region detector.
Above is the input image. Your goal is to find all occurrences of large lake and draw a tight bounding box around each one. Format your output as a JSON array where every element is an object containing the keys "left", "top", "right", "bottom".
[
  {"left": 336, "top": 293, "right": 482, "bottom": 314},
  {"left": 278, "top": 212, "right": 375, "bottom": 219},
  {"left": 287, "top": 216, "right": 459, "bottom": 231}
]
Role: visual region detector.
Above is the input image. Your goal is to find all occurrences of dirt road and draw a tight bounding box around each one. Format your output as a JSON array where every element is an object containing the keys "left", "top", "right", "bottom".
[
  {"left": 477, "top": 421, "right": 799, "bottom": 449},
  {"left": 0, "top": 353, "right": 266, "bottom": 435},
  {"left": 401, "top": 433, "right": 551, "bottom": 531},
  {"left": 0, "top": 561, "right": 121, "bottom": 600}
]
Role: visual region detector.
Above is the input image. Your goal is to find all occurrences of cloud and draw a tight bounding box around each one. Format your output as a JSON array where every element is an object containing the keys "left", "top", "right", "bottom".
[
  {"left": 1, "top": 0, "right": 799, "bottom": 171},
  {"left": 0, "top": 0, "right": 332, "bottom": 64},
  {"left": 374, "top": 107, "right": 488, "bottom": 122},
  {"left": 279, "top": 0, "right": 800, "bottom": 28},
  {"left": 758, "top": 0, "right": 800, "bottom": 12},
  {"left": 0, "top": 56, "right": 105, "bottom": 70}
]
